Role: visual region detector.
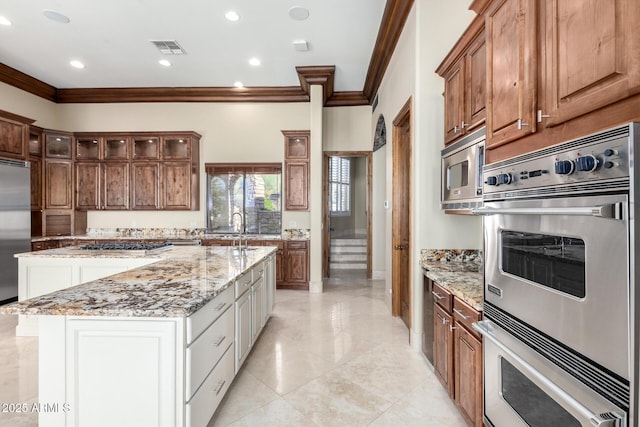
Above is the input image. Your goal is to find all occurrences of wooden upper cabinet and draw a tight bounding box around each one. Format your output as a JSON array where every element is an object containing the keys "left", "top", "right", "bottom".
[
  {"left": 131, "top": 163, "right": 160, "bottom": 210},
  {"left": 75, "top": 162, "right": 101, "bottom": 210},
  {"left": 162, "top": 162, "right": 191, "bottom": 210},
  {"left": 45, "top": 132, "right": 73, "bottom": 159},
  {"left": 485, "top": 0, "right": 537, "bottom": 149},
  {"left": 0, "top": 110, "right": 33, "bottom": 160},
  {"left": 162, "top": 136, "right": 191, "bottom": 159},
  {"left": 28, "top": 126, "right": 43, "bottom": 158},
  {"left": 542, "top": 0, "right": 640, "bottom": 126},
  {"left": 443, "top": 60, "right": 466, "bottom": 144},
  {"left": 282, "top": 130, "right": 310, "bottom": 211},
  {"left": 104, "top": 137, "right": 129, "bottom": 160},
  {"left": 45, "top": 160, "right": 73, "bottom": 209},
  {"left": 30, "top": 157, "right": 43, "bottom": 210},
  {"left": 133, "top": 137, "right": 160, "bottom": 160},
  {"left": 437, "top": 16, "right": 486, "bottom": 145},
  {"left": 76, "top": 137, "right": 101, "bottom": 160},
  {"left": 103, "top": 163, "right": 130, "bottom": 210}
]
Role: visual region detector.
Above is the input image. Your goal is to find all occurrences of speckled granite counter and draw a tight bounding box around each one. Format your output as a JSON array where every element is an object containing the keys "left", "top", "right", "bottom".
[
  {"left": 0, "top": 245, "right": 276, "bottom": 318},
  {"left": 421, "top": 249, "right": 483, "bottom": 311},
  {"left": 31, "top": 227, "right": 310, "bottom": 242}
]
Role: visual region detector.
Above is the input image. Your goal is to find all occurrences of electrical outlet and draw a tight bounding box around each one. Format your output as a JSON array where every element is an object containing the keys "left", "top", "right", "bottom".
[{"left": 384, "top": 200, "right": 389, "bottom": 208}]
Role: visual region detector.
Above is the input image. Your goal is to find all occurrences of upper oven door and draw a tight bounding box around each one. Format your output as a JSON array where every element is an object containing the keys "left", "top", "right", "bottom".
[{"left": 480, "top": 193, "right": 630, "bottom": 379}]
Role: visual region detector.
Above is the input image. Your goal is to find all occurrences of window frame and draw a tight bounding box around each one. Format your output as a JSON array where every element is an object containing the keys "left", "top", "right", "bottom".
[{"left": 329, "top": 156, "right": 351, "bottom": 217}]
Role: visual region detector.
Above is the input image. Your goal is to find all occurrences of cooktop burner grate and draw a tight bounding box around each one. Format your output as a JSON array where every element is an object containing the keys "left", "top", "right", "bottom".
[{"left": 80, "top": 242, "right": 173, "bottom": 251}]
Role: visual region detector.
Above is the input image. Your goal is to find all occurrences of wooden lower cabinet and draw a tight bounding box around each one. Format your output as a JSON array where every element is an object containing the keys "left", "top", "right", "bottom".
[
  {"left": 433, "top": 281, "right": 483, "bottom": 427},
  {"left": 281, "top": 240, "right": 309, "bottom": 289},
  {"left": 454, "top": 321, "right": 483, "bottom": 427},
  {"left": 434, "top": 303, "right": 454, "bottom": 397}
]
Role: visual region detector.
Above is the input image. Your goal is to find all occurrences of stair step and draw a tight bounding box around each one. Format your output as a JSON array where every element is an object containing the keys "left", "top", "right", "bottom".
[
  {"left": 330, "top": 238, "right": 367, "bottom": 246},
  {"left": 331, "top": 246, "right": 366, "bottom": 254},
  {"left": 330, "top": 263, "right": 367, "bottom": 270},
  {"left": 330, "top": 253, "right": 366, "bottom": 262}
]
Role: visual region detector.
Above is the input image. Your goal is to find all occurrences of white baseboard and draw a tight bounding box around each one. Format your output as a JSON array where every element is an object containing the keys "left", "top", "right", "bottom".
[{"left": 372, "top": 270, "right": 385, "bottom": 279}]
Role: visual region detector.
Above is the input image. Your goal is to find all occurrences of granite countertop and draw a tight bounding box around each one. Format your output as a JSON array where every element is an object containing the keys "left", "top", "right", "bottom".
[
  {"left": 420, "top": 249, "right": 483, "bottom": 311},
  {"left": 1, "top": 246, "right": 276, "bottom": 318}
]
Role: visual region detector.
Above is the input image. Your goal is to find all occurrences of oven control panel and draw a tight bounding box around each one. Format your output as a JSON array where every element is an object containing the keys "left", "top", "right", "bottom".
[{"left": 483, "top": 125, "right": 632, "bottom": 198}]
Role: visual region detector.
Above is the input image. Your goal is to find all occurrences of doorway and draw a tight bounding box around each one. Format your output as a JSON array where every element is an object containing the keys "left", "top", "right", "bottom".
[
  {"left": 392, "top": 98, "right": 412, "bottom": 329},
  {"left": 322, "top": 151, "right": 372, "bottom": 280}
]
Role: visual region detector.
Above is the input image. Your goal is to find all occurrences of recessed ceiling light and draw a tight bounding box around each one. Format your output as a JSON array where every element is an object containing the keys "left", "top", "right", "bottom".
[
  {"left": 158, "top": 59, "right": 172, "bottom": 67},
  {"left": 42, "top": 9, "right": 70, "bottom": 24},
  {"left": 0, "top": 16, "right": 12, "bottom": 26},
  {"left": 288, "top": 6, "right": 309, "bottom": 21},
  {"left": 225, "top": 11, "right": 240, "bottom": 22},
  {"left": 70, "top": 60, "right": 85, "bottom": 69},
  {"left": 249, "top": 58, "right": 261, "bottom": 66},
  {"left": 233, "top": 81, "right": 244, "bottom": 88}
]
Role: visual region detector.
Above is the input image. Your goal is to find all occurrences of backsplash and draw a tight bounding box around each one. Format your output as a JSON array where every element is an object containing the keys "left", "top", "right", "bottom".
[
  {"left": 421, "top": 249, "right": 483, "bottom": 272},
  {"left": 86, "top": 228, "right": 311, "bottom": 240}
]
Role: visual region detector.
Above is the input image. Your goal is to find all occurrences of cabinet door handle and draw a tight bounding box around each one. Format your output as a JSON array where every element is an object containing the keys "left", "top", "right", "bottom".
[
  {"left": 213, "top": 302, "right": 227, "bottom": 311},
  {"left": 461, "top": 121, "right": 469, "bottom": 129},
  {"left": 432, "top": 291, "right": 445, "bottom": 300},
  {"left": 517, "top": 118, "right": 529, "bottom": 130},
  {"left": 213, "top": 380, "right": 226, "bottom": 395},
  {"left": 449, "top": 324, "right": 457, "bottom": 332},
  {"left": 394, "top": 245, "right": 405, "bottom": 250},
  {"left": 453, "top": 125, "right": 459, "bottom": 133},
  {"left": 442, "top": 317, "right": 449, "bottom": 325},
  {"left": 453, "top": 308, "right": 471, "bottom": 320},
  {"left": 212, "top": 336, "right": 226, "bottom": 347}
]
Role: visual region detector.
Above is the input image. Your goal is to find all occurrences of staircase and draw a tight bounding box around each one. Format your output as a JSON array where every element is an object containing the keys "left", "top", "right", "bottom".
[{"left": 329, "top": 238, "right": 367, "bottom": 271}]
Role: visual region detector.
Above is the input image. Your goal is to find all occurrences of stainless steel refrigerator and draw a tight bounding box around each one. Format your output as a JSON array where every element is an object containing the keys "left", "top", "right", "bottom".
[{"left": 0, "top": 159, "right": 30, "bottom": 304}]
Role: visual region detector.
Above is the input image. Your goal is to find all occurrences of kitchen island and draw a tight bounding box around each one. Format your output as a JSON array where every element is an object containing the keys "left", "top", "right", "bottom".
[{"left": 1, "top": 245, "right": 277, "bottom": 427}]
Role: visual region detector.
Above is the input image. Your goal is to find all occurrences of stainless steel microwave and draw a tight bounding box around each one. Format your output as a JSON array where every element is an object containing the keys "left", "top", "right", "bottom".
[{"left": 440, "top": 127, "right": 485, "bottom": 213}]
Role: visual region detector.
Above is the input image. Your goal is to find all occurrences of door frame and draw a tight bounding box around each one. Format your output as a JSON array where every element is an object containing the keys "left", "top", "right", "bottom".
[
  {"left": 322, "top": 151, "right": 373, "bottom": 279},
  {"left": 392, "top": 97, "right": 412, "bottom": 322}
]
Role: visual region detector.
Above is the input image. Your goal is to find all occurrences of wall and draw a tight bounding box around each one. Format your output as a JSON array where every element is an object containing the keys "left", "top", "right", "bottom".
[
  {"left": 0, "top": 82, "right": 60, "bottom": 129},
  {"left": 373, "top": 0, "right": 481, "bottom": 350}
]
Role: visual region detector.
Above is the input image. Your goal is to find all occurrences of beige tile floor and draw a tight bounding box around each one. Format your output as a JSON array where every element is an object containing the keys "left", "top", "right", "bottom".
[{"left": 0, "top": 272, "right": 466, "bottom": 427}]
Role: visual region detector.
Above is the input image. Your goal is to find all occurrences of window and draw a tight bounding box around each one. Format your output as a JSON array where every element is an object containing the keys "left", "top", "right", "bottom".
[
  {"left": 329, "top": 157, "right": 351, "bottom": 216},
  {"left": 206, "top": 163, "right": 282, "bottom": 234}
]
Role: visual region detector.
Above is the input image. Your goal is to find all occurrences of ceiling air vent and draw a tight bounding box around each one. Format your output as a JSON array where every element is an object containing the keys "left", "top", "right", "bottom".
[{"left": 150, "top": 40, "right": 186, "bottom": 55}]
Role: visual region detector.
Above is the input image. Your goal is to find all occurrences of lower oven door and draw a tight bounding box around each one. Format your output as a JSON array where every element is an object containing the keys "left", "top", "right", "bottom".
[
  {"left": 479, "top": 193, "right": 630, "bottom": 379},
  {"left": 474, "top": 320, "right": 627, "bottom": 427}
]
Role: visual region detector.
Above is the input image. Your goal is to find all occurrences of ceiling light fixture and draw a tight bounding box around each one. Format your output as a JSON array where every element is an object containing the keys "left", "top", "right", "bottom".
[
  {"left": 42, "top": 9, "right": 70, "bottom": 23},
  {"left": 233, "top": 81, "right": 244, "bottom": 88},
  {"left": 158, "top": 59, "right": 172, "bottom": 67},
  {"left": 249, "top": 58, "right": 261, "bottom": 66},
  {"left": 70, "top": 60, "right": 85, "bottom": 69},
  {"left": 0, "top": 16, "right": 12, "bottom": 26},
  {"left": 288, "top": 6, "right": 309, "bottom": 21},
  {"left": 225, "top": 11, "right": 240, "bottom": 22}
]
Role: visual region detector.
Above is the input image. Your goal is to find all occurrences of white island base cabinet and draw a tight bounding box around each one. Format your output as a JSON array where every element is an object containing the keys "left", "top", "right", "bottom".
[{"left": 35, "top": 253, "right": 276, "bottom": 427}]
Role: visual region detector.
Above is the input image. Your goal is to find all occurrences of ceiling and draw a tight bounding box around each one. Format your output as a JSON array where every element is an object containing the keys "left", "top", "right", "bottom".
[{"left": 0, "top": 0, "right": 389, "bottom": 96}]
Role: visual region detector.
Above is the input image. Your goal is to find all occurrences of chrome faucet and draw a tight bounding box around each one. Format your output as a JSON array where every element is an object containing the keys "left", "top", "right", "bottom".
[{"left": 231, "top": 211, "right": 245, "bottom": 252}]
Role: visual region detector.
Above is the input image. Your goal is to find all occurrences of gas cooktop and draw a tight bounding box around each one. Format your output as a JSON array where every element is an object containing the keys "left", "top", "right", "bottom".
[{"left": 80, "top": 242, "right": 173, "bottom": 252}]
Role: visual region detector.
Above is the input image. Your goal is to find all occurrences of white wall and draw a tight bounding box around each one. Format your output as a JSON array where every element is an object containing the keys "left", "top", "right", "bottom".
[
  {"left": 0, "top": 82, "right": 60, "bottom": 129},
  {"left": 373, "top": 0, "right": 482, "bottom": 350}
]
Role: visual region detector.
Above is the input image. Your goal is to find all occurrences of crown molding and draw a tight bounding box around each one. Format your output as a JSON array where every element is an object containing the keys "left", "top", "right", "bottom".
[
  {"left": 0, "top": 63, "right": 57, "bottom": 102},
  {"left": 56, "top": 86, "right": 309, "bottom": 103},
  {"left": 326, "top": 91, "right": 369, "bottom": 107},
  {"left": 362, "top": 0, "right": 414, "bottom": 103},
  {"left": 296, "top": 65, "right": 335, "bottom": 105}
]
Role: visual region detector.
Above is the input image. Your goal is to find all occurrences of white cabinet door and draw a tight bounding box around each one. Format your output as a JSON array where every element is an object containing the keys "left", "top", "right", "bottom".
[
  {"left": 235, "top": 291, "right": 252, "bottom": 373},
  {"left": 265, "top": 254, "right": 275, "bottom": 317},
  {"left": 251, "top": 277, "right": 264, "bottom": 342}
]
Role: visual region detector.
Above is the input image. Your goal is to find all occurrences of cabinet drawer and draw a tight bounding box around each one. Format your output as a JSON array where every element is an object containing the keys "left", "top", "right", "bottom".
[
  {"left": 252, "top": 261, "right": 264, "bottom": 282},
  {"left": 186, "top": 345, "right": 234, "bottom": 427},
  {"left": 186, "top": 307, "right": 234, "bottom": 400},
  {"left": 186, "top": 286, "right": 233, "bottom": 344},
  {"left": 452, "top": 297, "right": 481, "bottom": 338},
  {"left": 432, "top": 281, "right": 453, "bottom": 312},
  {"left": 235, "top": 270, "right": 253, "bottom": 299},
  {"left": 285, "top": 240, "right": 307, "bottom": 249}
]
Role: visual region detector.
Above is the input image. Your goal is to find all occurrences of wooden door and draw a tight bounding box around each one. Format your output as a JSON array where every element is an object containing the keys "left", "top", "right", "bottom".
[
  {"left": 76, "top": 162, "right": 101, "bottom": 210},
  {"left": 162, "top": 162, "right": 191, "bottom": 210},
  {"left": 284, "top": 241, "right": 308, "bottom": 283},
  {"left": 434, "top": 304, "right": 454, "bottom": 397},
  {"left": 131, "top": 163, "right": 160, "bottom": 210},
  {"left": 392, "top": 99, "right": 411, "bottom": 329},
  {"left": 103, "top": 163, "right": 129, "bottom": 210},
  {"left": 454, "top": 323, "right": 483, "bottom": 427},
  {"left": 543, "top": 0, "right": 640, "bottom": 126},
  {"left": 45, "top": 160, "right": 73, "bottom": 209},
  {"left": 443, "top": 59, "right": 465, "bottom": 144},
  {"left": 486, "top": 0, "right": 537, "bottom": 148}
]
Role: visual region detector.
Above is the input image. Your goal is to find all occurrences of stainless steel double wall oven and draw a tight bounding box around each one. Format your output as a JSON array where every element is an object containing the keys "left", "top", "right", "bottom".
[{"left": 474, "top": 124, "right": 640, "bottom": 426}]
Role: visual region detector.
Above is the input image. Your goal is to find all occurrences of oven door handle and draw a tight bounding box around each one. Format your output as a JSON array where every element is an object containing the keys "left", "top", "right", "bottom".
[
  {"left": 472, "top": 203, "right": 625, "bottom": 219},
  {"left": 472, "top": 320, "right": 625, "bottom": 427}
]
